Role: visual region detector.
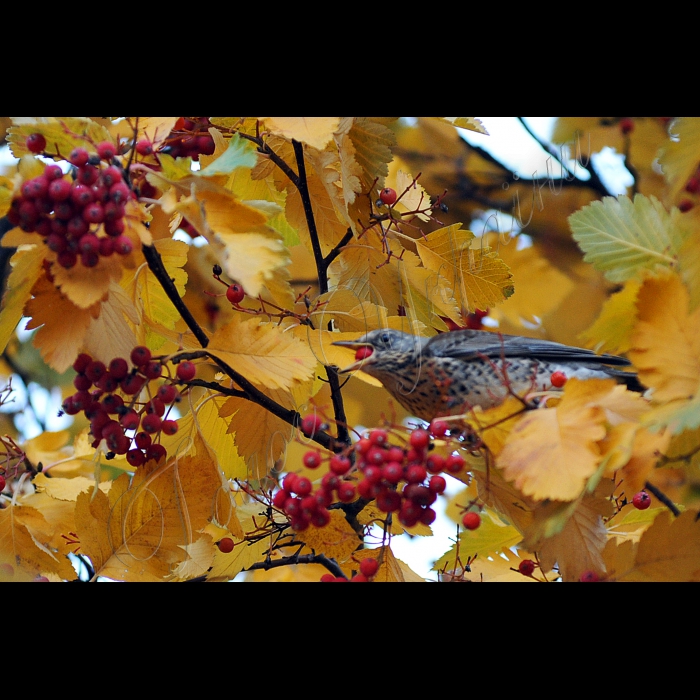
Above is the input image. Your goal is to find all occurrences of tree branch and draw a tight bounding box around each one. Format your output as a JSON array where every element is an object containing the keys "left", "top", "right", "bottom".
[{"left": 644, "top": 481, "right": 681, "bottom": 518}]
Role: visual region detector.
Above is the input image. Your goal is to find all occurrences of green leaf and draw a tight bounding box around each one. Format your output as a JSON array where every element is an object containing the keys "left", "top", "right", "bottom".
[
  {"left": 568, "top": 194, "right": 681, "bottom": 282},
  {"left": 198, "top": 133, "right": 258, "bottom": 176}
]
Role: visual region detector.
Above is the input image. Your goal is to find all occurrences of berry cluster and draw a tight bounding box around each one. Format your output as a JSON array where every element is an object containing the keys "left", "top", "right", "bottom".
[
  {"left": 288, "top": 418, "right": 469, "bottom": 533},
  {"left": 164, "top": 118, "right": 215, "bottom": 161},
  {"left": 8, "top": 140, "right": 135, "bottom": 269},
  {"left": 61, "top": 347, "right": 196, "bottom": 465}
]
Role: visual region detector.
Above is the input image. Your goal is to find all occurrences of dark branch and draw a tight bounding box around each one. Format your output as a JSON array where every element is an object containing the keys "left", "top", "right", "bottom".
[{"left": 644, "top": 481, "right": 681, "bottom": 518}]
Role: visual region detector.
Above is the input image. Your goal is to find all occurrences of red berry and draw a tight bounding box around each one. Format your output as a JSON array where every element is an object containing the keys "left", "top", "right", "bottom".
[
  {"left": 101, "top": 165, "right": 123, "bottom": 188},
  {"left": 337, "top": 482, "right": 357, "bottom": 503},
  {"left": 161, "top": 419, "right": 179, "bottom": 435},
  {"left": 175, "top": 361, "right": 195, "bottom": 382},
  {"left": 146, "top": 444, "right": 167, "bottom": 462},
  {"left": 579, "top": 570, "right": 600, "bottom": 582},
  {"left": 300, "top": 414, "right": 323, "bottom": 437},
  {"left": 113, "top": 235, "right": 133, "bottom": 255},
  {"left": 462, "top": 512, "right": 481, "bottom": 530},
  {"left": 26, "top": 133, "right": 47, "bottom": 153},
  {"left": 550, "top": 371, "right": 567, "bottom": 388},
  {"left": 303, "top": 451, "right": 322, "bottom": 469},
  {"left": 141, "top": 413, "right": 162, "bottom": 434},
  {"left": 295, "top": 476, "right": 312, "bottom": 497},
  {"left": 369, "top": 429, "right": 389, "bottom": 446},
  {"left": 217, "top": 537, "right": 235, "bottom": 553},
  {"left": 135, "top": 139, "right": 153, "bottom": 156},
  {"left": 410, "top": 428, "right": 430, "bottom": 450},
  {"left": 97, "top": 141, "right": 117, "bottom": 161},
  {"left": 120, "top": 409, "right": 140, "bottom": 431},
  {"left": 0, "top": 475, "right": 6, "bottom": 491},
  {"left": 69, "top": 148, "right": 90, "bottom": 167},
  {"left": 226, "top": 283, "right": 245, "bottom": 304},
  {"left": 445, "top": 454, "right": 465, "bottom": 474},
  {"left": 382, "top": 462, "right": 404, "bottom": 484},
  {"left": 134, "top": 432, "right": 152, "bottom": 449},
  {"left": 679, "top": 199, "right": 694, "bottom": 213},
  {"left": 518, "top": 559, "right": 536, "bottom": 576},
  {"left": 359, "top": 557, "right": 379, "bottom": 578},
  {"left": 429, "top": 475, "right": 447, "bottom": 494},
  {"left": 430, "top": 419, "right": 449, "bottom": 437},
  {"left": 44, "top": 164, "right": 63, "bottom": 180},
  {"left": 686, "top": 176, "right": 700, "bottom": 194},
  {"left": 157, "top": 384, "right": 179, "bottom": 403},
  {"left": 329, "top": 454, "right": 351, "bottom": 475},
  {"left": 426, "top": 454, "right": 445, "bottom": 474},
  {"left": 354, "top": 346, "right": 373, "bottom": 361},
  {"left": 48, "top": 178, "right": 72, "bottom": 202},
  {"left": 108, "top": 357, "right": 129, "bottom": 380},
  {"left": 126, "top": 449, "right": 145, "bottom": 467},
  {"left": 632, "top": 491, "right": 651, "bottom": 510},
  {"left": 379, "top": 187, "right": 397, "bottom": 205},
  {"left": 619, "top": 118, "right": 634, "bottom": 135},
  {"left": 405, "top": 464, "right": 427, "bottom": 484}
]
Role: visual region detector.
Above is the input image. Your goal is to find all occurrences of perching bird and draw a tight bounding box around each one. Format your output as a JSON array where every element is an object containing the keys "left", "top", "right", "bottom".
[{"left": 332, "top": 328, "right": 644, "bottom": 422}]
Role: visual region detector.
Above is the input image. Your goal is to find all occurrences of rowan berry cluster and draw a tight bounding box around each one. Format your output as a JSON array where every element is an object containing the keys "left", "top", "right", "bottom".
[
  {"left": 8, "top": 138, "right": 135, "bottom": 269},
  {"left": 287, "top": 417, "right": 469, "bottom": 534},
  {"left": 321, "top": 556, "right": 380, "bottom": 583},
  {"left": 164, "top": 117, "right": 216, "bottom": 160},
  {"left": 60, "top": 347, "right": 197, "bottom": 465}
]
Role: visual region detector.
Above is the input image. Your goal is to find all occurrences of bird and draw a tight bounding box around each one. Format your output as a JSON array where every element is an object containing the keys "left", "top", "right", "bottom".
[{"left": 332, "top": 328, "right": 644, "bottom": 423}]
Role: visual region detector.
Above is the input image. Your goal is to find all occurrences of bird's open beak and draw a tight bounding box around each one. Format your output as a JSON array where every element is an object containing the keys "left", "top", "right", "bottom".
[{"left": 331, "top": 340, "right": 374, "bottom": 374}]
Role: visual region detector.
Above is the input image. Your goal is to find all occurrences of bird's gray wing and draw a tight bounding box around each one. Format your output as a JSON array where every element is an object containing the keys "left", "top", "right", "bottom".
[{"left": 424, "top": 329, "right": 631, "bottom": 367}]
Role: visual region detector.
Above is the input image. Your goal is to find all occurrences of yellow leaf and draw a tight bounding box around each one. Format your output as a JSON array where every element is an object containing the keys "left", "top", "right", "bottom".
[
  {"left": 207, "top": 536, "right": 270, "bottom": 581},
  {"left": 0, "top": 505, "right": 75, "bottom": 580},
  {"left": 658, "top": 117, "right": 700, "bottom": 204},
  {"left": 24, "top": 272, "right": 98, "bottom": 373},
  {"left": 0, "top": 245, "right": 44, "bottom": 355},
  {"left": 215, "top": 230, "right": 291, "bottom": 299},
  {"left": 578, "top": 279, "right": 641, "bottom": 354},
  {"left": 219, "top": 388, "right": 293, "bottom": 480},
  {"left": 467, "top": 397, "right": 529, "bottom": 458},
  {"left": 497, "top": 379, "right": 610, "bottom": 501},
  {"left": 172, "top": 535, "right": 216, "bottom": 580},
  {"left": 535, "top": 492, "right": 610, "bottom": 582},
  {"left": 339, "top": 544, "right": 407, "bottom": 582},
  {"left": 207, "top": 315, "right": 316, "bottom": 391},
  {"left": 415, "top": 224, "right": 514, "bottom": 311},
  {"left": 75, "top": 452, "right": 229, "bottom": 582},
  {"left": 299, "top": 510, "right": 359, "bottom": 564},
  {"left": 260, "top": 117, "right": 341, "bottom": 151},
  {"left": 348, "top": 118, "right": 398, "bottom": 192},
  {"left": 135, "top": 117, "right": 180, "bottom": 149},
  {"left": 434, "top": 117, "right": 489, "bottom": 135},
  {"left": 629, "top": 274, "right": 700, "bottom": 432},
  {"left": 604, "top": 510, "right": 700, "bottom": 581},
  {"left": 7, "top": 117, "right": 112, "bottom": 159},
  {"left": 393, "top": 169, "right": 432, "bottom": 221}
]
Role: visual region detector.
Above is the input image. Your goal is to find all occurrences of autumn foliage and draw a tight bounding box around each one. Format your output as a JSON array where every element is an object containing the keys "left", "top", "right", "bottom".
[{"left": 0, "top": 116, "right": 698, "bottom": 582}]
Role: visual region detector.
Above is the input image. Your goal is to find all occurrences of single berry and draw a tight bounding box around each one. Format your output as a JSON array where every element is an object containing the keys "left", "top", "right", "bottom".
[
  {"left": 429, "top": 475, "right": 447, "bottom": 494},
  {"left": 127, "top": 449, "right": 145, "bottom": 467},
  {"left": 176, "top": 361, "right": 196, "bottom": 381},
  {"left": 97, "top": 141, "right": 117, "bottom": 161},
  {"left": 462, "top": 512, "right": 481, "bottom": 530},
  {"left": 579, "top": 570, "right": 600, "bottom": 582},
  {"left": 632, "top": 490, "right": 651, "bottom": 510},
  {"left": 217, "top": 537, "right": 235, "bottom": 553},
  {"left": 619, "top": 117, "right": 634, "bottom": 135},
  {"left": 161, "top": 419, "right": 179, "bottom": 435},
  {"left": 131, "top": 346, "right": 151, "bottom": 366},
  {"left": 518, "top": 559, "right": 536, "bottom": 576},
  {"left": 445, "top": 454, "right": 465, "bottom": 474},
  {"left": 226, "top": 283, "right": 245, "bottom": 304},
  {"left": 135, "top": 139, "right": 154, "bottom": 156},
  {"left": 379, "top": 187, "right": 397, "bottom": 205},
  {"left": 430, "top": 419, "right": 449, "bottom": 437},
  {"left": 69, "top": 148, "right": 90, "bottom": 167},
  {"left": 141, "top": 413, "right": 162, "bottom": 434},
  {"left": 368, "top": 429, "right": 389, "bottom": 447},
  {"left": 410, "top": 428, "right": 430, "bottom": 450},
  {"left": 550, "top": 371, "right": 567, "bottom": 388},
  {"left": 300, "top": 414, "right": 323, "bottom": 437},
  {"left": 303, "top": 451, "right": 322, "bottom": 469},
  {"left": 26, "top": 133, "right": 47, "bottom": 153},
  {"left": 0, "top": 475, "right": 5, "bottom": 491},
  {"left": 146, "top": 444, "right": 167, "bottom": 462},
  {"left": 359, "top": 557, "right": 379, "bottom": 578},
  {"left": 157, "top": 384, "right": 179, "bottom": 403},
  {"left": 329, "top": 454, "right": 351, "bottom": 475},
  {"left": 679, "top": 199, "right": 694, "bottom": 213},
  {"left": 354, "top": 346, "right": 373, "bottom": 361}
]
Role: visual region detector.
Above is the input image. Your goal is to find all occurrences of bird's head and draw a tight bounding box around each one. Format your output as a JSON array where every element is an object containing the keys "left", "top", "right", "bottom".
[{"left": 332, "top": 329, "right": 426, "bottom": 374}]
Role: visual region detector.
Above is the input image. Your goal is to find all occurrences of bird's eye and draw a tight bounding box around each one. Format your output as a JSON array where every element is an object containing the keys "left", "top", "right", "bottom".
[{"left": 380, "top": 332, "right": 391, "bottom": 345}]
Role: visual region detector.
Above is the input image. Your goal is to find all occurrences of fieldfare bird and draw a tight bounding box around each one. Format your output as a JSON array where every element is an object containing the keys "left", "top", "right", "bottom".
[{"left": 333, "top": 328, "right": 643, "bottom": 422}]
